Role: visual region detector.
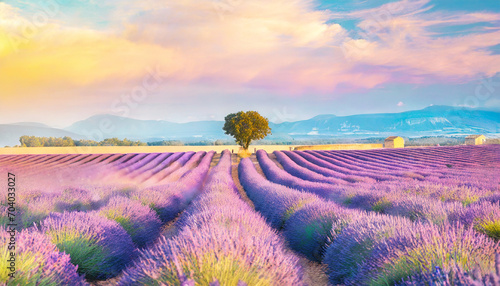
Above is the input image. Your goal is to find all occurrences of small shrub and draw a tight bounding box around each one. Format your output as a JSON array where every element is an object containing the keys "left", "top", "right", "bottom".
[
  {"left": 357, "top": 223, "right": 498, "bottom": 286},
  {"left": 41, "top": 211, "right": 135, "bottom": 280},
  {"left": 0, "top": 227, "right": 87, "bottom": 285},
  {"left": 449, "top": 201, "right": 500, "bottom": 240},
  {"left": 98, "top": 196, "right": 162, "bottom": 248},
  {"left": 284, "top": 201, "right": 353, "bottom": 261},
  {"left": 324, "top": 214, "right": 412, "bottom": 285},
  {"left": 372, "top": 198, "right": 393, "bottom": 213}
]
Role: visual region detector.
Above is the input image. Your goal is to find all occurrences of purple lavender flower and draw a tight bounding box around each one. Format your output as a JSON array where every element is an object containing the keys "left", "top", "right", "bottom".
[
  {"left": 343, "top": 189, "right": 392, "bottom": 212},
  {"left": 238, "top": 157, "right": 321, "bottom": 229},
  {"left": 449, "top": 201, "right": 500, "bottom": 240},
  {"left": 18, "top": 194, "right": 56, "bottom": 229},
  {"left": 131, "top": 188, "right": 184, "bottom": 223},
  {"left": 283, "top": 200, "right": 355, "bottom": 262},
  {"left": 386, "top": 196, "right": 451, "bottom": 225},
  {"left": 53, "top": 187, "right": 97, "bottom": 212},
  {"left": 256, "top": 150, "right": 342, "bottom": 199},
  {"left": 120, "top": 150, "right": 304, "bottom": 285},
  {"left": 324, "top": 213, "right": 413, "bottom": 285},
  {"left": 119, "top": 225, "right": 304, "bottom": 286},
  {"left": 0, "top": 205, "right": 8, "bottom": 227},
  {"left": 481, "top": 194, "right": 500, "bottom": 205},
  {"left": 0, "top": 227, "right": 88, "bottom": 285},
  {"left": 132, "top": 151, "right": 215, "bottom": 223},
  {"left": 40, "top": 211, "right": 136, "bottom": 280},
  {"left": 400, "top": 253, "right": 500, "bottom": 285},
  {"left": 356, "top": 223, "right": 499, "bottom": 285},
  {"left": 98, "top": 196, "right": 162, "bottom": 248}
]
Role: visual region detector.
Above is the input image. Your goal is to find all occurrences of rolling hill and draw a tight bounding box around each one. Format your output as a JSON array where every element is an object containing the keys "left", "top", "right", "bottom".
[
  {"left": 0, "top": 123, "right": 84, "bottom": 147},
  {"left": 1, "top": 106, "right": 499, "bottom": 146}
]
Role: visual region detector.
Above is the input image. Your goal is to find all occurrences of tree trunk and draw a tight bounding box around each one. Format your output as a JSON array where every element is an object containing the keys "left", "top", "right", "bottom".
[{"left": 244, "top": 140, "right": 251, "bottom": 150}]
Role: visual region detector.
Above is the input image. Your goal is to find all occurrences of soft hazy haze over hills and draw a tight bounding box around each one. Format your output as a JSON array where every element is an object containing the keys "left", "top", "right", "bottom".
[{"left": 1, "top": 106, "right": 498, "bottom": 147}]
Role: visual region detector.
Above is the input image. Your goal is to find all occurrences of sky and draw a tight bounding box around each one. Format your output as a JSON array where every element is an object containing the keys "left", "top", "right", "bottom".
[{"left": 0, "top": 0, "right": 499, "bottom": 127}]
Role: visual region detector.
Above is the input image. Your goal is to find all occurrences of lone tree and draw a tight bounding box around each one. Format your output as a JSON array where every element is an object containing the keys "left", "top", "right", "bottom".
[{"left": 223, "top": 111, "right": 272, "bottom": 150}]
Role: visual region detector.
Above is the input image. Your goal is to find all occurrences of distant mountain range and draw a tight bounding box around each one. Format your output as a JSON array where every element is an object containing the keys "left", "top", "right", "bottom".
[
  {"left": 0, "top": 123, "right": 85, "bottom": 147},
  {"left": 270, "top": 105, "right": 500, "bottom": 136},
  {"left": 1, "top": 106, "right": 499, "bottom": 146}
]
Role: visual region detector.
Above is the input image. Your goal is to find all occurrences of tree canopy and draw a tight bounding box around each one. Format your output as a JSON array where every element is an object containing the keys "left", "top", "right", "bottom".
[
  {"left": 223, "top": 111, "right": 272, "bottom": 150},
  {"left": 20, "top": 136, "right": 75, "bottom": 147},
  {"left": 19, "top": 136, "right": 147, "bottom": 147}
]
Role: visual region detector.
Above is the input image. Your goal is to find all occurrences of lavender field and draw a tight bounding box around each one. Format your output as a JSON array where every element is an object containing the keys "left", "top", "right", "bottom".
[{"left": 1, "top": 145, "right": 500, "bottom": 285}]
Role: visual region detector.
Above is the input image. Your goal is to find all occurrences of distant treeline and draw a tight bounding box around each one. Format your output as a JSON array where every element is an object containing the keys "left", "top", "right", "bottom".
[
  {"left": 18, "top": 136, "right": 232, "bottom": 147},
  {"left": 14, "top": 135, "right": 500, "bottom": 148},
  {"left": 19, "top": 136, "right": 147, "bottom": 147},
  {"left": 406, "top": 136, "right": 500, "bottom": 146}
]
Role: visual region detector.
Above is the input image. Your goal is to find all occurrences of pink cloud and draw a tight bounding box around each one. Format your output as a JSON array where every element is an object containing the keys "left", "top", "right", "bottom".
[
  {"left": 116, "top": 0, "right": 500, "bottom": 93},
  {"left": 1, "top": 0, "right": 500, "bottom": 102}
]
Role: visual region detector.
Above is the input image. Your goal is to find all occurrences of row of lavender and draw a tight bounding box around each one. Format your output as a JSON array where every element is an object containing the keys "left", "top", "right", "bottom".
[
  {"left": 119, "top": 150, "right": 304, "bottom": 285},
  {"left": 239, "top": 155, "right": 500, "bottom": 285},
  {"left": 1, "top": 151, "right": 215, "bottom": 284},
  {"left": 257, "top": 148, "right": 500, "bottom": 241},
  {"left": 316, "top": 145, "right": 500, "bottom": 170},
  {"left": 1, "top": 152, "right": 207, "bottom": 229},
  {"left": 0, "top": 151, "right": 210, "bottom": 229},
  {"left": 278, "top": 146, "right": 500, "bottom": 195},
  {"left": 0, "top": 151, "right": 203, "bottom": 186}
]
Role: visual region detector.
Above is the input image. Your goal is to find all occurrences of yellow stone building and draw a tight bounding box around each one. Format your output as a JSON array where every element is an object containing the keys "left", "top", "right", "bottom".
[
  {"left": 384, "top": 136, "right": 404, "bottom": 148},
  {"left": 465, "top": 135, "right": 486, "bottom": 145}
]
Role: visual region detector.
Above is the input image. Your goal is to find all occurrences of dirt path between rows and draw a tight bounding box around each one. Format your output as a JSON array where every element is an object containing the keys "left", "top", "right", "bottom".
[
  {"left": 94, "top": 152, "right": 330, "bottom": 286},
  {"left": 231, "top": 154, "right": 330, "bottom": 286}
]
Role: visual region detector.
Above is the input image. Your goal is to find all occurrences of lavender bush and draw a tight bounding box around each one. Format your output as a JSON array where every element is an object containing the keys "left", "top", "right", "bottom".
[
  {"left": 356, "top": 223, "right": 499, "bottom": 285},
  {"left": 400, "top": 253, "right": 500, "bottom": 285},
  {"left": 283, "top": 200, "right": 355, "bottom": 261},
  {"left": 324, "top": 213, "right": 413, "bottom": 285},
  {"left": 53, "top": 187, "right": 98, "bottom": 212},
  {"left": 41, "top": 211, "right": 136, "bottom": 280},
  {"left": 386, "top": 196, "right": 452, "bottom": 225},
  {"left": 98, "top": 196, "right": 162, "bottom": 248},
  {"left": 0, "top": 206, "right": 8, "bottom": 227},
  {"left": 449, "top": 201, "right": 500, "bottom": 240},
  {"left": 238, "top": 157, "right": 321, "bottom": 229},
  {"left": 0, "top": 227, "right": 88, "bottom": 285},
  {"left": 256, "top": 150, "right": 342, "bottom": 199}
]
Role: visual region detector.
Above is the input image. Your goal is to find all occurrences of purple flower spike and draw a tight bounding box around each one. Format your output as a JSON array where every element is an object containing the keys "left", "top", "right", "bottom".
[
  {"left": 41, "top": 211, "right": 136, "bottom": 280},
  {"left": 98, "top": 196, "right": 162, "bottom": 248},
  {"left": 0, "top": 227, "right": 88, "bottom": 285}
]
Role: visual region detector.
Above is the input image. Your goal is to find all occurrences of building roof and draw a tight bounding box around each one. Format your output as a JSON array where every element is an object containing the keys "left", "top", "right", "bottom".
[
  {"left": 385, "top": 136, "right": 402, "bottom": 140},
  {"left": 465, "top": 135, "right": 485, "bottom": 139}
]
